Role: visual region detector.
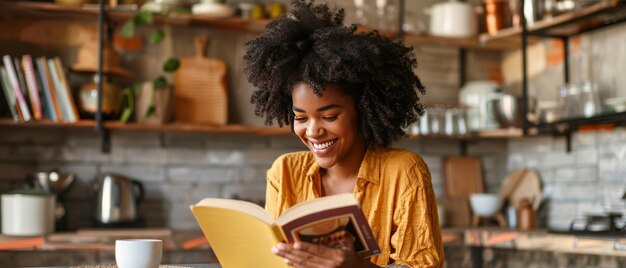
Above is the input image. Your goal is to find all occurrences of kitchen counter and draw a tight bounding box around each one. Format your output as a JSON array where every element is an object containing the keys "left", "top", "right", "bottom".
[
  {"left": 0, "top": 229, "right": 217, "bottom": 267},
  {"left": 442, "top": 227, "right": 626, "bottom": 257},
  {"left": 3, "top": 227, "right": 626, "bottom": 267}
]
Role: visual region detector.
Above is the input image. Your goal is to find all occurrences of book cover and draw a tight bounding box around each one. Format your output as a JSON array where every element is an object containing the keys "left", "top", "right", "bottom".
[
  {"left": 13, "top": 57, "right": 32, "bottom": 115},
  {"left": 0, "top": 66, "right": 19, "bottom": 121},
  {"left": 21, "top": 55, "right": 43, "bottom": 120},
  {"left": 190, "top": 193, "right": 380, "bottom": 268},
  {"left": 2, "top": 55, "right": 31, "bottom": 121},
  {"left": 47, "top": 58, "right": 71, "bottom": 122},
  {"left": 53, "top": 57, "right": 79, "bottom": 122},
  {"left": 37, "top": 57, "right": 63, "bottom": 122},
  {"left": 34, "top": 57, "right": 57, "bottom": 121}
]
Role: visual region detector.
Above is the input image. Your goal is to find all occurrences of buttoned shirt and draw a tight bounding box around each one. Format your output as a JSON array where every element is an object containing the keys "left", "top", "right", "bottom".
[{"left": 264, "top": 147, "right": 444, "bottom": 267}]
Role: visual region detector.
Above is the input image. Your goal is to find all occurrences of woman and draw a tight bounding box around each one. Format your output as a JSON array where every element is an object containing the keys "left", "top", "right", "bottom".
[{"left": 243, "top": 1, "right": 443, "bottom": 267}]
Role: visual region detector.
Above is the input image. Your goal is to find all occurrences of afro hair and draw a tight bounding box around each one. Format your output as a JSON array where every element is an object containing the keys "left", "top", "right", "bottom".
[{"left": 243, "top": 0, "right": 426, "bottom": 148}]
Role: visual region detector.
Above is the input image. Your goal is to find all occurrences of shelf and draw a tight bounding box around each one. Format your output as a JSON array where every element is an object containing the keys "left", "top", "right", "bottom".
[
  {"left": 406, "top": 32, "right": 527, "bottom": 51},
  {"left": 481, "top": 0, "right": 626, "bottom": 44},
  {"left": 0, "top": 1, "right": 398, "bottom": 37},
  {"left": 525, "top": 0, "right": 626, "bottom": 37},
  {"left": 0, "top": 119, "right": 292, "bottom": 135},
  {"left": 0, "top": 119, "right": 525, "bottom": 139},
  {"left": 527, "top": 111, "right": 626, "bottom": 134}
]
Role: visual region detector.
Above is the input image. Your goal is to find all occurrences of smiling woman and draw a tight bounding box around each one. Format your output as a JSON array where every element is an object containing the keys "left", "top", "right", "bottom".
[{"left": 243, "top": 0, "right": 443, "bottom": 267}]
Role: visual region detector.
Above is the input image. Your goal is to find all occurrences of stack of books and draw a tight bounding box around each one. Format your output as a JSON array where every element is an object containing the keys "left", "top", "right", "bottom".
[{"left": 0, "top": 55, "right": 79, "bottom": 123}]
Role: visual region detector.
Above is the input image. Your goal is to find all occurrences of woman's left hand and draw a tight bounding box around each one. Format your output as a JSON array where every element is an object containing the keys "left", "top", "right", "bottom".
[{"left": 272, "top": 232, "right": 364, "bottom": 268}]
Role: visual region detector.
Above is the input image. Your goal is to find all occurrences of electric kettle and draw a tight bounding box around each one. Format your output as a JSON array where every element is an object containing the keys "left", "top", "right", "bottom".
[{"left": 93, "top": 174, "right": 144, "bottom": 225}]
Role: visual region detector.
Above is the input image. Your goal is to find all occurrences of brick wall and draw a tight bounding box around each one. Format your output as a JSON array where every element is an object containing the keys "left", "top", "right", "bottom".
[{"left": 0, "top": 127, "right": 507, "bottom": 230}]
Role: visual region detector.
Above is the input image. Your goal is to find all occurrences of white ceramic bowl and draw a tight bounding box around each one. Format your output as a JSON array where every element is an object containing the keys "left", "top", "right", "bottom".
[{"left": 470, "top": 193, "right": 501, "bottom": 217}]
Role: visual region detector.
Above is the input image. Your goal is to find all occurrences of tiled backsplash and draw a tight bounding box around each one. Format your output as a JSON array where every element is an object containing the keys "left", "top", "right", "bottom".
[
  {"left": 507, "top": 128, "right": 626, "bottom": 230},
  {"left": 2, "top": 126, "right": 624, "bottom": 231},
  {"left": 0, "top": 127, "right": 507, "bottom": 230}
]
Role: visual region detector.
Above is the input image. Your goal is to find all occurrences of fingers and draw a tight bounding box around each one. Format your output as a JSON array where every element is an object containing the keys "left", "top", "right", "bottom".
[{"left": 272, "top": 242, "right": 334, "bottom": 268}]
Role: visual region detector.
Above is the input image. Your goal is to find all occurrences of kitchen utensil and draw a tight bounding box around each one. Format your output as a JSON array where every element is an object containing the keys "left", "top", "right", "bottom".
[
  {"left": 31, "top": 170, "right": 75, "bottom": 230},
  {"left": 469, "top": 193, "right": 501, "bottom": 217},
  {"left": 483, "top": 0, "right": 512, "bottom": 35},
  {"left": 1, "top": 189, "right": 55, "bottom": 236},
  {"left": 459, "top": 80, "right": 502, "bottom": 131},
  {"left": 558, "top": 83, "right": 581, "bottom": 119},
  {"left": 443, "top": 156, "right": 484, "bottom": 197},
  {"left": 174, "top": 35, "right": 228, "bottom": 125},
  {"left": 93, "top": 174, "right": 144, "bottom": 225},
  {"left": 517, "top": 198, "right": 536, "bottom": 230},
  {"left": 501, "top": 169, "right": 542, "bottom": 210},
  {"left": 579, "top": 80, "right": 602, "bottom": 118},
  {"left": 116, "top": 239, "right": 162, "bottom": 268},
  {"left": 428, "top": 0, "right": 478, "bottom": 37},
  {"left": 192, "top": 1, "right": 235, "bottom": 17},
  {"left": 33, "top": 170, "right": 75, "bottom": 195},
  {"left": 490, "top": 93, "right": 522, "bottom": 128}
]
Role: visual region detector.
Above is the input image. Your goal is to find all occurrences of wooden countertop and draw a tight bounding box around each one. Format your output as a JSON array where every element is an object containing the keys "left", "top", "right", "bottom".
[
  {"left": 441, "top": 227, "right": 626, "bottom": 257},
  {"left": 0, "top": 228, "right": 209, "bottom": 252},
  {"left": 3, "top": 227, "right": 626, "bottom": 257}
]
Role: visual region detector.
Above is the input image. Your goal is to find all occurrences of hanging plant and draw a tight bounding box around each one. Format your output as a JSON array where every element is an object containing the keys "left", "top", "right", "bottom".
[{"left": 118, "top": 11, "right": 180, "bottom": 122}]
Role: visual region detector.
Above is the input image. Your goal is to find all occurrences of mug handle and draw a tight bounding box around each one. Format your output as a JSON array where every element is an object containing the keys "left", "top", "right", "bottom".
[{"left": 131, "top": 180, "right": 144, "bottom": 204}]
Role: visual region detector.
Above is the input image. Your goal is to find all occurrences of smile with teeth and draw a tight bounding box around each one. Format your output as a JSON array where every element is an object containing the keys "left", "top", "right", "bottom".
[{"left": 311, "top": 139, "right": 337, "bottom": 150}]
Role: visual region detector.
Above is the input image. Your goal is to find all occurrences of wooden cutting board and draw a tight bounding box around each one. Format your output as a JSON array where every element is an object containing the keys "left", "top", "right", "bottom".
[
  {"left": 500, "top": 169, "right": 543, "bottom": 210},
  {"left": 443, "top": 156, "right": 484, "bottom": 197},
  {"left": 174, "top": 35, "right": 228, "bottom": 125}
]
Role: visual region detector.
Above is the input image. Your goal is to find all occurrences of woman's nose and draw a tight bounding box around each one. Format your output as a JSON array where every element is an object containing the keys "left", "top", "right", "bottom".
[{"left": 306, "top": 120, "right": 324, "bottom": 137}]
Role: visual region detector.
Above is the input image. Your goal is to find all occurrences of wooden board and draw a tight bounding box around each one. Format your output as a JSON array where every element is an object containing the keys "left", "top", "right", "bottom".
[
  {"left": 443, "top": 156, "right": 484, "bottom": 197},
  {"left": 174, "top": 35, "right": 228, "bottom": 125},
  {"left": 505, "top": 169, "right": 543, "bottom": 210}
]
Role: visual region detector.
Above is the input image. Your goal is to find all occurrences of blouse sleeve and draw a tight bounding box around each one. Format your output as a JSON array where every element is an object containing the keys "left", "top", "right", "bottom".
[
  {"left": 264, "top": 159, "right": 281, "bottom": 219},
  {"left": 389, "top": 161, "right": 444, "bottom": 267}
]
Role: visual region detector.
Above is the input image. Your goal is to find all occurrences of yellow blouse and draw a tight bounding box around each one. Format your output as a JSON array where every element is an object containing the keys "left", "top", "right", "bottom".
[{"left": 264, "top": 147, "right": 444, "bottom": 267}]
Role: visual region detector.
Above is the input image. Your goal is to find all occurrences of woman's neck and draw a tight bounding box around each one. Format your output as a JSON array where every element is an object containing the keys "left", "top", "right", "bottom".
[{"left": 320, "top": 143, "right": 367, "bottom": 195}]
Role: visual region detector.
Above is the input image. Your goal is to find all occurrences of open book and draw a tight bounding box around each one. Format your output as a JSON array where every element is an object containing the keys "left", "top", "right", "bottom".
[{"left": 190, "top": 193, "right": 381, "bottom": 268}]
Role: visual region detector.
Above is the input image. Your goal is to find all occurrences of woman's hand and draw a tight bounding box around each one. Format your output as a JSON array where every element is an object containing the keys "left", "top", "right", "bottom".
[{"left": 272, "top": 231, "right": 371, "bottom": 268}]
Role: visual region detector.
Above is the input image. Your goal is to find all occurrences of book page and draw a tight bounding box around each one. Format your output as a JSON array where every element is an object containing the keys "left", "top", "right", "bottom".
[{"left": 276, "top": 193, "right": 357, "bottom": 225}]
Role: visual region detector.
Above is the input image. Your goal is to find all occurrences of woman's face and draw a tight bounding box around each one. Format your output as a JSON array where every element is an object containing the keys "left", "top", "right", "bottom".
[{"left": 292, "top": 83, "right": 365, "bottom": 169}]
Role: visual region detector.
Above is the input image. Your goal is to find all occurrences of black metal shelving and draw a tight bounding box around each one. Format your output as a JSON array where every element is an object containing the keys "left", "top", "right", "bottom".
[{"left": 520, "top": 0, "right": 626, "bottom": 152}]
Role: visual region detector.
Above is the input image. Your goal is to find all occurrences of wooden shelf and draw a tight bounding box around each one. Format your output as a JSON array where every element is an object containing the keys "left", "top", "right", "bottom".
[
  {"left": 0, "top": 119, "right": 292, "bottom": 135},
  {"left": 0, "top": 119, "right": 525, "bottom": 139},
  {"left": 480, "top": 0, "right": 626, "bottom": 44},
  {"left": 0, "top": 1, "right": 399, "bottom": 36},
  {"left": 405, "top": 33, "right": 526, "bottom": 51}
]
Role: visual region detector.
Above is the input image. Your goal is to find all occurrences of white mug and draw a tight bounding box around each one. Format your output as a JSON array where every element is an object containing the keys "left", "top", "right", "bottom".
[{"left": 115, "top": 239, "right": 162, "bottom": 268}]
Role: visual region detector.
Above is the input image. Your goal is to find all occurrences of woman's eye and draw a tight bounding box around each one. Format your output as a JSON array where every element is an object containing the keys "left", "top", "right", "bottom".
[
  {"left": 294, "top": 117, "right": 307, "bottom": 122},
  {"left": 323, "top": 115, "right": 337, "bottom": 121}
]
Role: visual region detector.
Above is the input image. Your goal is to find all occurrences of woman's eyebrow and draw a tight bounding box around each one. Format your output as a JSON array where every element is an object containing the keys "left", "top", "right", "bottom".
[{"left": 293, "top": 104, "right": 341, "bottom": 113}]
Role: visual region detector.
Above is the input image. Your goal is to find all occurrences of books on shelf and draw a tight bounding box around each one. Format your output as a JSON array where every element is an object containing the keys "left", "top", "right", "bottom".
[
  {"left": 191, "top": 193, "right": 381, "bottom": 268},
  {"left": 0, "top": 54, "right": 79, "bottom": 123}
]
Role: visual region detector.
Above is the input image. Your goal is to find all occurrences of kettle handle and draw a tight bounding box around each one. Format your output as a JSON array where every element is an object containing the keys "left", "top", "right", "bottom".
[{"left": 131, "top": 180, "right": 144, "bottom": 204}]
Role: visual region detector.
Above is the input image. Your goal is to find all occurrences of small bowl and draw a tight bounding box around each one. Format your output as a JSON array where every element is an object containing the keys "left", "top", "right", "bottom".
[{"left": 470, "top": 193, "right": 502, "bottom": 217}]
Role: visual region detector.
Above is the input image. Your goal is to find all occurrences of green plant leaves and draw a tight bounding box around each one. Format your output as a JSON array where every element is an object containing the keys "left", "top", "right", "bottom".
[
  {"left": 135, "top": 10, "right": 154, "bottom": 25},
  {"left": 149, "top": 29, "right": 165, "bottom": 45},
  {"left": 152, "top": 76, "right": 167, "bottom": 89},
  {"left": 120, "top": 20, "right": 136, "bottom": 37},
  {"left": 162, "top": 58, "right": 180, "bottom": 73}
]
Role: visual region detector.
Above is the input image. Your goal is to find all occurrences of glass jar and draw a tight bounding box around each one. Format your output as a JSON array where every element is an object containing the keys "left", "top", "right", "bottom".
[
  {"left": 579, "top": 80, "right": 602, "bottom": 118},
  {"left": 558, "top": 83, "right": 580, "bottom": 119}
]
